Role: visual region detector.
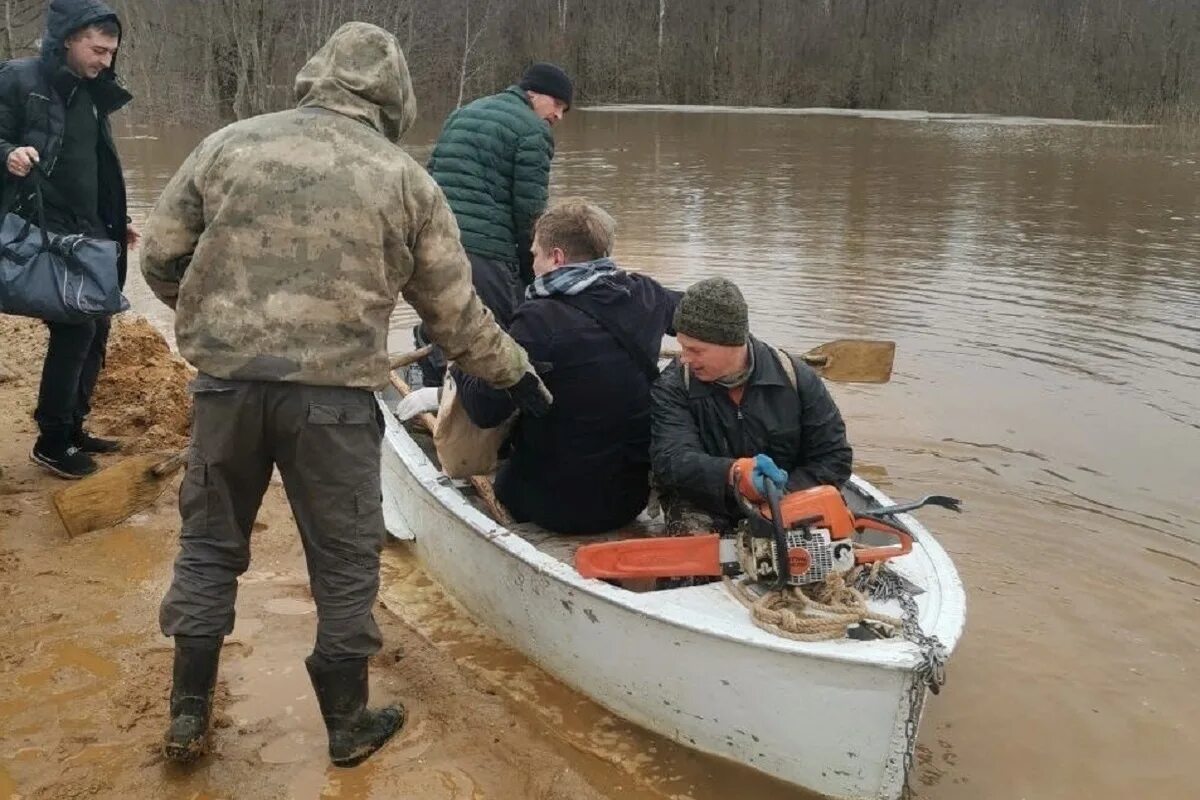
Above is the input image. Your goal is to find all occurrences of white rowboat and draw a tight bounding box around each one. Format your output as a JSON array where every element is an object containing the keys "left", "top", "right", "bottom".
[{"left": 377, "top": 394, "right": 966, "bottom": 800}]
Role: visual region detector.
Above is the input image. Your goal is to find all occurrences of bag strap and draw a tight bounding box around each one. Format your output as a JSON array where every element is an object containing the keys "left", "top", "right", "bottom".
[
  {"left": 769, "top": 344, "right": 799, "bottom": 392},
  {"left": 551, "top": 294, "right": 663, "bottom": 383},
  {"left": 0, "top": 174, "right": 19, "bottom": 220},
  {"left": 0, "top": 171, "right": 48, "bottom": 253}
]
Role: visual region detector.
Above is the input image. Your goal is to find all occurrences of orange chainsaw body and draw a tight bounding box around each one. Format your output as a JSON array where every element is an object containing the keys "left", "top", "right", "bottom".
[{"left": 768, "top": 485, "right": 913, "bottom": 565}]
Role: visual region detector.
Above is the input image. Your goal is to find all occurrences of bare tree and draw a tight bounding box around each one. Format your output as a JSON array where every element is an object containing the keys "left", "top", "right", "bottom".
[
  {"left": 656, "top": 0, "right": 666, "bottom": 95},
  {"left": 3, "top": 0, "right": 42, "bottom": 61},
  {"left": 96, "top": 0, "right": 1200, "bottom": 126}
]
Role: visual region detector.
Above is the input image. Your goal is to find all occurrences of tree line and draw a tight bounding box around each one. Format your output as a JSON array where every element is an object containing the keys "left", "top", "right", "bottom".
[{"left": 2, "top": 0, "right": 1196, "bottom": 125}]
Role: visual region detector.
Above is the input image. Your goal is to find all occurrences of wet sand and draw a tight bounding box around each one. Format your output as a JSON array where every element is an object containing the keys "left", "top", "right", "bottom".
[
  {"left": 0, "top": 316, "right": 621, "bottom": 800},
  {"left": 0, "top": 315, "right": 818, "bottom": 800}
]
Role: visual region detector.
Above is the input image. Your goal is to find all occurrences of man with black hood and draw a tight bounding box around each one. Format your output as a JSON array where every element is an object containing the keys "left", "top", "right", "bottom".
[
  {"left": 455, "top": 199, "right": 680, "bottom": 534},
  {"left": 0, "top": 0, "right": 135, "bottom": 478}
]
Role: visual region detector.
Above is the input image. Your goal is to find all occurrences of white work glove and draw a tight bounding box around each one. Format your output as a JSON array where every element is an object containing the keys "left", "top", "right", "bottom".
[{"left": 395, "top": 386, "right": 439, "bottom": 421}]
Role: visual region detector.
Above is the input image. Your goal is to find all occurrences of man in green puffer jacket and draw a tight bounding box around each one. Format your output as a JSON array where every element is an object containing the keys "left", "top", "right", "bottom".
[{"left": 417, "top": 62, "right": 573, "bottom": 386}]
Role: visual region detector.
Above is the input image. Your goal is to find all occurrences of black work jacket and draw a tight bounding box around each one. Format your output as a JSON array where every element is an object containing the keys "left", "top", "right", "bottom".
[
  {"left": 0, "top": 0, "right": 131, "bottom": 283},
  {"left": 650, "top": 336, "right": 853, "bottom": 517}
]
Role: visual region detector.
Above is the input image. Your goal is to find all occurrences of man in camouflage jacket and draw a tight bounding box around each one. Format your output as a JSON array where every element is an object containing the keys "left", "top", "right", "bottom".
[{"left": 141, "top": 22, "right": 550, "bottom": 769}]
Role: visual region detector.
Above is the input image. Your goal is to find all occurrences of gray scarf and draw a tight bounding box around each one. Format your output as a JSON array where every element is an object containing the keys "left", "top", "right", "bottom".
[{"left": 713, "top": 343, "right": 755, "bottom": 389}]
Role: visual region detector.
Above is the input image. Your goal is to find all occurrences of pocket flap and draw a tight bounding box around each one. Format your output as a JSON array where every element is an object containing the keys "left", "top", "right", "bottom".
[{"left": 308, "top": 403, "right": 374, "bottom": 425}]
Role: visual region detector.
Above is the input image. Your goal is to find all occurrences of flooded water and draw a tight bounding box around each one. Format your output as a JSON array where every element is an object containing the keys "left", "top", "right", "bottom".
[{"left": 116, "top": 108, "right": 1200, "bottom": 799}]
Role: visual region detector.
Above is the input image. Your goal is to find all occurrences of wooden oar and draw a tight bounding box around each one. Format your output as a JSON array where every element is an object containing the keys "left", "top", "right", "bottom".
[
  {"left": 393, "top": 339, "right": 895, "bottom": 386},
  {"left": 390, "top": 345, "right": 433, "bottom": 371},
  {"left": 661, "top": 339, "right": 895, "bottom": 383},
  {"left": 53, "top": 449, "right": 188, "bottom": 538},
  {"left": 50, "top": 346, "right": 462, "bottom": 538},
  {"left": 386, "top": 371, "right": 514, "bottom": 526}
]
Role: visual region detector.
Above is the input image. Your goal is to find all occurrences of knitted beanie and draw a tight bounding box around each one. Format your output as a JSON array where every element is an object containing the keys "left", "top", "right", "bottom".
[
  {"left": 672, "top": 277, "right": 749, "bottom": 346},
  {"left": 518, "top": 62, "right": 574, "bottom": 109}
]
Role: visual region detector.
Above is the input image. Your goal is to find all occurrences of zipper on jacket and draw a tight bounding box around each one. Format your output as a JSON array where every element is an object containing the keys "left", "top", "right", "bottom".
[{"left": 42, "top": 84, "right": 78, "bottom": 179}]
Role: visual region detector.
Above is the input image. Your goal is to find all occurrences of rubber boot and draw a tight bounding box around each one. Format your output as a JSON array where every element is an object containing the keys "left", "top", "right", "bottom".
[
  {"left": 163, "top": 638, "right": 221, "bottom": 763},
  {"left": 305, "top": 655, "right": 405, "bottom": 768}
]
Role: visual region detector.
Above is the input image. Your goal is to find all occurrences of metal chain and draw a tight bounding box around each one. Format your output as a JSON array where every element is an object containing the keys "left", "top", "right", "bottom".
[{"left": 854, "top": 564, "right": 949, "bottom": 796}]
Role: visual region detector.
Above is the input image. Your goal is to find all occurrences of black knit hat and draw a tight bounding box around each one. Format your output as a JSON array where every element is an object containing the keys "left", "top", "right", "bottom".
[
  {"left": 519, "top": 62, "right": 574, "bottom": 109},
  {"left": 673, "top": 278, "right": 749, "bottom": 346}
]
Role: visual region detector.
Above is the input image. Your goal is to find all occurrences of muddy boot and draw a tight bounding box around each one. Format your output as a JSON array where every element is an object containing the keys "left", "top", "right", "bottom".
[
  {"left": 305, "top": 655, "right": 405, "bottom": 768},
  {"left": 163, "top": 637, "right": 221, "bottom": 763}
]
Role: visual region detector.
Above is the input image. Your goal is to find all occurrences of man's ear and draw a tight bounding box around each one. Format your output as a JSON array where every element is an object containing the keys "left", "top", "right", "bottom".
[{"left": 552, "top": 247, "right": 568, "bottom": 265}]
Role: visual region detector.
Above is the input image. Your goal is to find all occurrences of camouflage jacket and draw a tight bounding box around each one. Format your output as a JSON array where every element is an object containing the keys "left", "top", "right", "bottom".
[{"left": 141, "top": 22, "right": 530, "bottom": 390}]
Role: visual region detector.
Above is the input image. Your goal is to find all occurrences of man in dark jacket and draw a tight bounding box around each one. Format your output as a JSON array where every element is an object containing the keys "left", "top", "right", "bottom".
[
  {"left": 416, "top": 62, "right": 573, "bottom": 386},
  {"left": 651, "top": 278, "right": 853, "bottom": 537},
  {"left": 0, "top": 0, "right": 134, "bottom": 478},
  {"left": 455, "top": 199, "right": 679, "bottom": 534}
]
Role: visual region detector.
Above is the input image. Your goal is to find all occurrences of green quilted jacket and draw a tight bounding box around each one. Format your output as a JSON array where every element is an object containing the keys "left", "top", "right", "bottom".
[{"left": 427, "top": 86, "right": 555, "bottom": 265}]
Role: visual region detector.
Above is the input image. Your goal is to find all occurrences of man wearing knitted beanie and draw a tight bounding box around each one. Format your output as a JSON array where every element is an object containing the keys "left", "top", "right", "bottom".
[
  {"left": 650, "top": 278, "right": 853, "bottom": 541},
  {"left": 417, "top": 62, "right": 574, "bottom": 387}
]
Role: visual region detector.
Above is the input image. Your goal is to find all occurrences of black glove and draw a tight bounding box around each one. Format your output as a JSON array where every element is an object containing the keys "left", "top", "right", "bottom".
[{"left": 507, "top": 370, "right": 553, "bottom": 418}]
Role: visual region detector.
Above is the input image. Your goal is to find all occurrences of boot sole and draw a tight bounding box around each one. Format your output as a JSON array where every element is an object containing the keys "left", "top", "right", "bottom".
[
  {"left": 163, "top": 736, "right": 207, "bottom": 763},
  {"left": 29, "top": 450, "right": 93, "bottom": 480}
]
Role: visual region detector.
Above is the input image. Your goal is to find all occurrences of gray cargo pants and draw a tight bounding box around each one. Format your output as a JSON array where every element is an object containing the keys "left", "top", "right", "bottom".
[{"left": 160, "top": 374, "right": 386, "bottom": 661}]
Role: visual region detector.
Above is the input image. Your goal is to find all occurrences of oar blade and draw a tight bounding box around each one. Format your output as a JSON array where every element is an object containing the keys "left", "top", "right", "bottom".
[
  {"left": 575, "top": 534, "right": 724, "bottom": 579},
  {"left": 803, "top": 339, "right": 895, "bottom": 383}
]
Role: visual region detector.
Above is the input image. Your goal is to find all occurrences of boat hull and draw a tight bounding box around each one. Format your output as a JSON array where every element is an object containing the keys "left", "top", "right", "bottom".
[{"left": 378, "top": 397, "right": 965, "bottom": 799}]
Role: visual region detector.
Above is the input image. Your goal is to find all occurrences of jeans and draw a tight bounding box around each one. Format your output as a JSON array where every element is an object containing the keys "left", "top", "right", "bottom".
[{"left": 34, "top": 316, "right": 111, "bottom": 449}]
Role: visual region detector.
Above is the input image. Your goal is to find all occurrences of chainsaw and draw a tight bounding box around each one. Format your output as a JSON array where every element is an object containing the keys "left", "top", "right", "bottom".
[{"left": 575, "top": 482, "right": 961, "bottom": 588}]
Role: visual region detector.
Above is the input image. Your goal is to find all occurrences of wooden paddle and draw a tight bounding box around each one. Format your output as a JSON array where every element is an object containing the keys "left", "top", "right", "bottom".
[
  {"left": 390, "top": 345, "right": 433, "bottom": 371},
  {"left": 660, "top": 339, "right": 896, "bottom": 383},
  {"left": 394, "top": 340, "right": 895, "bottom": 383},
  {"left": 799, "top": 339, "right": 896, "bottom": 384},
  {"left": 50, "top": 347, "right": 460, "bottom": 538},
  {"left": 387, "top": 371, "right": 514, "bottom": 526},
  {"left": 53, "top": 449, "right": 188, "bottom": 538}
]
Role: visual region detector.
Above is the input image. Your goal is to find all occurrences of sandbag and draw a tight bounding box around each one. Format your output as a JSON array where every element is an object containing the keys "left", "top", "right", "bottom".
[{"left": 432, "top": 371, "right": 515, "bottom": 479}]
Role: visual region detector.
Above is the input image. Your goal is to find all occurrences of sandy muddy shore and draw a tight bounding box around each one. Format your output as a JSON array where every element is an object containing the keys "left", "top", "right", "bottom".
[{"left": 0, "top": 316, "right": 626, "bottom": 800}]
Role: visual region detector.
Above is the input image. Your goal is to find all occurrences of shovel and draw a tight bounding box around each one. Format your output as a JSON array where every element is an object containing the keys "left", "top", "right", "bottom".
[{"left": 52, "top": 450, "right": 188, "bottom": 537}]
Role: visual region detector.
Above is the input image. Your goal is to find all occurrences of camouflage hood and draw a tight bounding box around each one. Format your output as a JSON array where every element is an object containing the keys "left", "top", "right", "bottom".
[{"left": 295, "top": 21, "right": 416, "bottom": 143}]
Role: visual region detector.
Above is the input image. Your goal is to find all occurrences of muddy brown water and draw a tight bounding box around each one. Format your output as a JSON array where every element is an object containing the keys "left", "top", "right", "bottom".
[{"left": 116, "top": 108, "right": 1199, "bottom": 799}]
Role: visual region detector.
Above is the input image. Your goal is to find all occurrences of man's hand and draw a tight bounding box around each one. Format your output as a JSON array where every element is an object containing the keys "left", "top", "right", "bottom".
[
  {"left": 5, "top": 146, "right": 39, "bottom": 177},
  {"left": 125, "top": 224, "right": 141, "bottom": 250},
  {"left": 507, "top": 369, "right": 553, "bottom": 418},
  {"left": 729, "top": 454, "right": 789, "bottom": 503}
]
